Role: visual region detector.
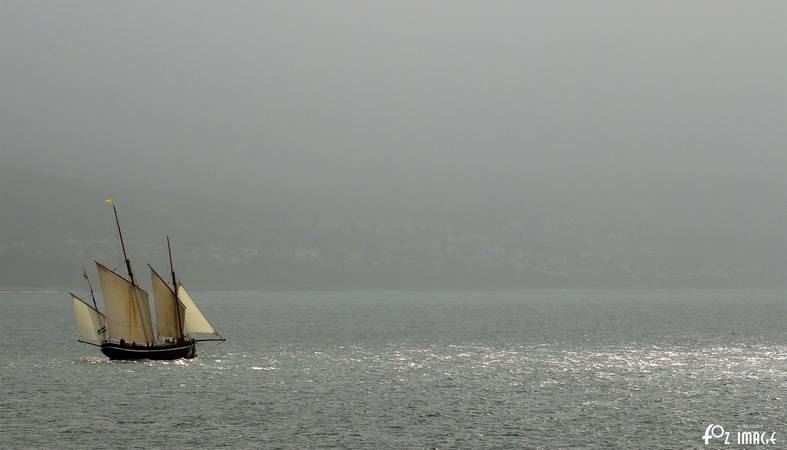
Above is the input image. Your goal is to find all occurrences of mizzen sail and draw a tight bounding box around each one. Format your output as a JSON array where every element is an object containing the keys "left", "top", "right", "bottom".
[
  {"left": 177, "top": 283, "right": 218, "bottom": 335},
  {"left": 71, "top": 293, "right": 106, "bottom": 342},
  {"left": 151, "top": 267, "right": 185, "bottom": 339},
  {"left": 97, "top": 262, "right": 155, "bottom": 344}
]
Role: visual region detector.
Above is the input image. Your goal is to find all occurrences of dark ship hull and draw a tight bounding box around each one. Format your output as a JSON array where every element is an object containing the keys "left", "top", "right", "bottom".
[{"left": 100, "top": 340, "right": 196, "bottom": 360}]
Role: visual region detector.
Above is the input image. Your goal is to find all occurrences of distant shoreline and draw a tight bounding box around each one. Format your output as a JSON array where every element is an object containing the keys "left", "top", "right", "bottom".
[{"left": 2, "top": 285, "right": 785, "bottom": 293}]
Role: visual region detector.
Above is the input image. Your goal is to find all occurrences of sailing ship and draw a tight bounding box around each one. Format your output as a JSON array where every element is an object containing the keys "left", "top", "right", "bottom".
[{"left": 70, "top": 199, "right": 224, "bottom": 360}]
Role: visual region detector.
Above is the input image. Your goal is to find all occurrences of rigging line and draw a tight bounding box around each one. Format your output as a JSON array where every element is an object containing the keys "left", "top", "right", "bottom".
[
  {"left": 102, "top": 208, "right": 124, "bottom": 273},
  {"left": 199, "top": 340, "right": 225, "bottom": 358}
]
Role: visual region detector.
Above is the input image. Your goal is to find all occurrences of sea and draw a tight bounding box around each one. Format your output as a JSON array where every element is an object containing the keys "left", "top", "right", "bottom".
[{"left": 1, "top": 289, "right": 785, "bottom": 449}]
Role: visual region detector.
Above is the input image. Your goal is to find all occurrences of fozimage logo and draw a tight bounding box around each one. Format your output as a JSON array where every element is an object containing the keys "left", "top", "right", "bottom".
[{"left": 703, "top": 424, "right": 776, "bottom": 446}]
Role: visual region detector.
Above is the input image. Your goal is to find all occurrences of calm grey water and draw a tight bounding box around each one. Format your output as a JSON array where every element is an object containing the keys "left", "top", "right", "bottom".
[{"left": 1, "top": 289, "right": 785, "bottom": 448}]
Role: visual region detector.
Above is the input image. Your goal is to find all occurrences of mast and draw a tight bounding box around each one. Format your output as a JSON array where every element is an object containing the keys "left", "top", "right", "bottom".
[
  {"left": 111, "top": 202, "right": 135, "bottom": 286},
  {"left": 106, "top": 199, "right": 154, "bottom": 345},
  {"left": 83, "top": 267, "right": 99, "bottom": 311},
  {"left": 82, "top": 268, "right": 106, "bottom": 340},
  {"left": 168, "top": 236, "right": 184, "bottom": 341}
]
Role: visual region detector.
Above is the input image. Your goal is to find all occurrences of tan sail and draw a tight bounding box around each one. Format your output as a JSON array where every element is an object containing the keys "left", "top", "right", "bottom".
[
  {"left": 97, "top": 262, "right": 155, "bottom": 344},
  {"left": 71, "top": 293, "right": 106, "bottom": 342},
  {"left": 151, "top": 267, "right": 185, "bottom": 338},
  {"left": 177, "top": 283, "right": 218, "bottom": 335}
]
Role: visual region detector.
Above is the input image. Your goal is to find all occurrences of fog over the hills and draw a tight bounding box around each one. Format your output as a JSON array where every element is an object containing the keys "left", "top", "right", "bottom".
[{"left": 1, "top": 1, "right": 785, "bottom": 289}]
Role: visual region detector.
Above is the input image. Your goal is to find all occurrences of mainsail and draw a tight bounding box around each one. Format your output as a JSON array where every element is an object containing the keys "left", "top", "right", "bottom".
[
  {"left": 151, "top": 267, "right": 185, "bottom": 338},
  {"left": 177, "top": 283, "right": 218, "bottom": 335},
  {"left": 97, "top": 262, "right": 155, "bottom": 345},
  {"left": 71, "top": 293, "right": 106, "bottom": 341}
]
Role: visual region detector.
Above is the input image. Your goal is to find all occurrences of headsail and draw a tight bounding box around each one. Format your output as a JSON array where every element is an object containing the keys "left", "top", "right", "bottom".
[
  {"left": 97, "top": 262, "right": 155, "bottom": 344},
  {"left": 177, "top": 283, "right": 218, "bottom": 335},
  {"left": 151, "top": 267, "right": 185, "bottom": 339},
  {"left": 71, "top": 293, "right": 106, "bottom": 342}
]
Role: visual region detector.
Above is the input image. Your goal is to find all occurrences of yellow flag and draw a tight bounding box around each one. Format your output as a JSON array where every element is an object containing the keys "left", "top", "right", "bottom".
[{"left": 105, "top": 197, "right": 113, "bottom": 204}]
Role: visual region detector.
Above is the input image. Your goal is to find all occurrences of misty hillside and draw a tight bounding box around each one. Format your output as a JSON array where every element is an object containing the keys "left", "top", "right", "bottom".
[
  {"left": 1, "top": 2, "right": 785, "bottom": 289},
  {"left": 1, "top": 161, "right": 783, "bottom": 290}
]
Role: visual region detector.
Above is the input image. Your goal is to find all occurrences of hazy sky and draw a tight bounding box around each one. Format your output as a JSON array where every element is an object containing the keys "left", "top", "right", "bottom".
[{"left": 1, "top": 1, "right": 784, "bottom": 288}]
